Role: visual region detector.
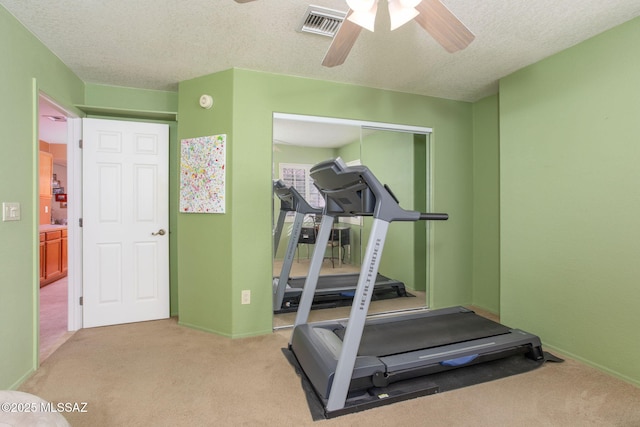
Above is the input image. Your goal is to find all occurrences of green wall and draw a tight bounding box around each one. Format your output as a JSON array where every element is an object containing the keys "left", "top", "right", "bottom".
[
  {"left": 177, "top": 68, "right": 474, "bottom": 337},
  {"left": 84, "top": 83, "right": 178, "bottom": 115},
  {"left": 336, "top": 140, "right": 364, "bottom": 266},
  {"left": 499, "top": 17, "right": 640, "bottom": 386},
  {"left": 176, "top": 70, "right": 237, "bottom": 336},
  {"left": 0, "top": 6, "right": 84, "bottom": 389},
  {"left": 336, "top": 139, "right": 361, "bottom": 165},
  {"left": 471, "top": 95, "right": 500, "bottom": 313},
  {"left": 361, "top": 130, "right": 421, "bottom": 290}
]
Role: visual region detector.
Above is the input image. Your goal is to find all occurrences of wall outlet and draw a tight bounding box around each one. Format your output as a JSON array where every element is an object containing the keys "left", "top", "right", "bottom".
[{"left": 241, "top": 290, "right": 251, "bottom": 305}]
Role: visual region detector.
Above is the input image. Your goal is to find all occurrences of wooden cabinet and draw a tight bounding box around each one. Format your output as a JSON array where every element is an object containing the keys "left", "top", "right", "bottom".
[
  {"left": 39, "top": 151, "right": 53, "bottom": 197},
  {"left": 39, "top": 227, "right": 68, "bottom": 287},
  {"left": 39, "top": 151, "right": 53, "bottom": 225},
  {"left": 45, "top": 230, "right": 62, "bottom": 280}
]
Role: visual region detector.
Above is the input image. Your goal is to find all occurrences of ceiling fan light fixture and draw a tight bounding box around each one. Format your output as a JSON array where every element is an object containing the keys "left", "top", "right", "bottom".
[
  {"left": 347, "top": 2, "right": 378, "bottom": 32},
  {"left": 388, "top": 0, "right": 419, "bottom": 31}
]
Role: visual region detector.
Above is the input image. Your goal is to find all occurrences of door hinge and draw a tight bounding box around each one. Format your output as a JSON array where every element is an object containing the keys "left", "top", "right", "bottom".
[
  {"left": 79, "top": 139, "right": 83, "bottom": 149},
  {"left": 79, "top": 218, "right": 83, "bottom": 227},
  {"left": 79, "top": 296, "right": 83, "bottom": 306}
]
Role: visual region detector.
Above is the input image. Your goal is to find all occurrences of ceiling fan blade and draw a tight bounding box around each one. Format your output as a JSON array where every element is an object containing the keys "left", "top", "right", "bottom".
[
  {"left": 414, "top": 0, "right": 475, "bottom": 53},
  {"left": 322, "top": 10, "right": 362, "bottom": 67},
  {"left": 234, "top": 0, "right": 257, "bottom": 3}
]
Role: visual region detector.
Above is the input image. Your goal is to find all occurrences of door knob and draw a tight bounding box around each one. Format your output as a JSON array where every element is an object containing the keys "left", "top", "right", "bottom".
[{"left": 152, "top": 229, "right": 166, "bottom": 236}]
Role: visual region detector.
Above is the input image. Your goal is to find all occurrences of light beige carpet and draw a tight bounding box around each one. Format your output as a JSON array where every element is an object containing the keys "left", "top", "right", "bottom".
[{"left": 16, "top": 317, "right": 640, "bottom": 427}]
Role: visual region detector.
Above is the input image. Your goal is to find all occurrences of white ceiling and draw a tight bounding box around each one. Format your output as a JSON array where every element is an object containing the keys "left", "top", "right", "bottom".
[
  {"left": 4, "top": 0, "right": 640, "bottom": 104},
  {"left": 274, "top": 117, "right": 363, "bottom": 148},
  {"left": 39, "top": 98, "right": 68, "bottom": 145}
]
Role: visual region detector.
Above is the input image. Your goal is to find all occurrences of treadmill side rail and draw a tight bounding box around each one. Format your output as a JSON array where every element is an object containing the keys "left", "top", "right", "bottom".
[
  {"left": 326, "top": 218, "right": 390, "bottom": 412},
  {"left": 292, "top": 214, "right": 337, "bottom": 329},
  {"left": 272, "top": 180, "right": 323, "bottom": 312},
  {"left": 380, "top": 329, "right": 543, "bottom": 373},
  {"left": 273, "top": 211, "right": 306, "bottom": 311},
  {"left": 273, "top": 208, "right": 287, "bottom": 254}
]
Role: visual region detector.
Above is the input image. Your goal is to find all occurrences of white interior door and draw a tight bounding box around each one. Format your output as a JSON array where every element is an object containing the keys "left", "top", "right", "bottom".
[{"left": 82, "top": 118, "right": 169, "bottom": 328}]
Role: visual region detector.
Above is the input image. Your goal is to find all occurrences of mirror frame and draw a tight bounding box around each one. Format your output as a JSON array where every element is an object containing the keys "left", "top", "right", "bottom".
[{"left": 272, "top": 113, "right": 434, "bottom": 327}]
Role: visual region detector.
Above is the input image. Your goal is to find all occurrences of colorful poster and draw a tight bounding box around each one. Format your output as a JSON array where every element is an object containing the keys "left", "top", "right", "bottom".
[{"left": 180, "top": 134, "right": 226, "bottom": 213}]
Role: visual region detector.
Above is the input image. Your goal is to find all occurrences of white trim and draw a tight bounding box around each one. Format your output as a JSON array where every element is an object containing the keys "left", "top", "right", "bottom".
[
  {"left": 273, "top": 112, "right": 433, "bottom": 135},
  {"left": 67, "top": 117, "right": 83, "bottom": 331}
]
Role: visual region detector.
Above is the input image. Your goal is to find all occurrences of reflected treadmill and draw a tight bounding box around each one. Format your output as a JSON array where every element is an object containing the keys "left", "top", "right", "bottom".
[
  {"left": 272, "top": 180, "right": 406, "bottom": 313},
  {"left": 286, "top": 158, "right": 552, "bottom": 418}
]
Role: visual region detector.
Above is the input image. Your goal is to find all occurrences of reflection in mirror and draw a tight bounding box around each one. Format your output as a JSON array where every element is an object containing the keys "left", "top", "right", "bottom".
[{"left": 272, "top": 114, "right": 432, "bottom": 329}]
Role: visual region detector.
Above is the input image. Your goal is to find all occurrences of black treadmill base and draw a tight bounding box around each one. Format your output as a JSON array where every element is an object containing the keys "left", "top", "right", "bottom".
[
  {"left": 275, "top": 285, "right": 413, "bottom": 314},
  {"left": 283, "top": 347, "right": 557, "bottom": 420}
]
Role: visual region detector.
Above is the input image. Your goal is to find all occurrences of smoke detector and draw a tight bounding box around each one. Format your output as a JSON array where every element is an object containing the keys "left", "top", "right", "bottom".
[{"left": 297, "top": 5, "right": 347, "bottom": 38}]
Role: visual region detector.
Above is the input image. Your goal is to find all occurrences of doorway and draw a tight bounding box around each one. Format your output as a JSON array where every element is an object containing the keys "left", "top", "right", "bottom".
[
  {"left": 38, "top": 95, "right": 75, "bottom": 361},
  {"left": 37, "top": 100, "right": 171, "bottom": 358}
]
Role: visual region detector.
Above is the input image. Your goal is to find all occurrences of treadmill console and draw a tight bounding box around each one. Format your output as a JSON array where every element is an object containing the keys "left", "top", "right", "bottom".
[
  {"left": 310, "top": 158, "right": 448, "bottom": 223},
  {"left": 273, "top": 180, "right": 295, "bottom": 212},
  {"left": 273, "top": 179, "right": 322, "bottom": 216},
  {"left": 309, "top": 158, "right": 374, "bottom": 217}
]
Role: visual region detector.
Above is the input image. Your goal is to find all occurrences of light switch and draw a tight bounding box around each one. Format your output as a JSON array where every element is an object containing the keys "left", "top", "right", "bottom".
[{"left": 2, "top": 202, "right": 21, "bottom": 221}]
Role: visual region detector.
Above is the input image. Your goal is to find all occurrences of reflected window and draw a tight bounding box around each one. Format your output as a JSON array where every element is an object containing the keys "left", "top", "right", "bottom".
[{"left": 279, "top": 163, "right": 325, "bottom": 212}]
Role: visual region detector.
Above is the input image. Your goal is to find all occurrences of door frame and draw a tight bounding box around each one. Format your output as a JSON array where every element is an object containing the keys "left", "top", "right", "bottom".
[
  {"left": 38, "top": 92, "right": 83, "bottom": 333},
  {"left": 67, "top": 116, "right": 82, "bottom": 331},
  {"left": 34, "top": 93, "right": 82, "bottom": 358},
  {"left": 272, "top": 113, "right": 435, "bottom": 324}
]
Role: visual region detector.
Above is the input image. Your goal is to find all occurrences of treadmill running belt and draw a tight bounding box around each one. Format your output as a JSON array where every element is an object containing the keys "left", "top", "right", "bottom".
[
  {"left": 333, "top": 312, "right": 511, "bottom": 357},
  {"left": 287, "top": 273, "right": 398, "bottom": 290}
]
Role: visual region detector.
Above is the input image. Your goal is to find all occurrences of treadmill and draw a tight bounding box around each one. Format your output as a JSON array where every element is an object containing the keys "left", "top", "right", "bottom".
[
  {"left": 287, "top": 158, "right": 550, "bottom": 418},
  {"left": 272, "top": 180, "right": 407, "bottom": 313},
  {"left": 272, "top": 179, "right": 302, "bottom": 256}
]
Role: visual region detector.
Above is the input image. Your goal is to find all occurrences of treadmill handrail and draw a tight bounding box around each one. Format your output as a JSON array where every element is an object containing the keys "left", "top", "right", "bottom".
[
  {"left": 420, "top": 213, "right": 449, "bottom": 221},
  {"left": 309, "top": 158, "right": 448, "bottom": 222}
]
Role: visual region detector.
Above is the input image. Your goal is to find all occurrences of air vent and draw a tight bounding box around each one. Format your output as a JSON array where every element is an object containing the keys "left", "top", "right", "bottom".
[{"left": 297, "top": 5, "right": 347, "bottom": 38}]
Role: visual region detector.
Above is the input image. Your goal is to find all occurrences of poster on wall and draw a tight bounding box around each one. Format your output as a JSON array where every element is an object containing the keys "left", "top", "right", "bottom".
[{"left": 180, "top": 134, "right": 226, "bottom": 213}]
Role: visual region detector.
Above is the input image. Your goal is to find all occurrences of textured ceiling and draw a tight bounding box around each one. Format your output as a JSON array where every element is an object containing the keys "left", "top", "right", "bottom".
[
  {"left": 3, "top": 0, "right": 640, "bottom": 102},
  {"left": 38, "top": 98, "right": 69, "bottom": 145}
]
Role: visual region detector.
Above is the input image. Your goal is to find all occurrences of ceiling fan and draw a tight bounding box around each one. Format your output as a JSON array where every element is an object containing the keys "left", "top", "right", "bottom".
[{"left": 234, "top": 0, "right": 474, "bottom": 67}]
